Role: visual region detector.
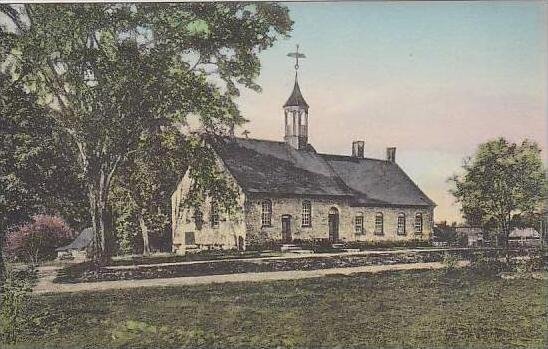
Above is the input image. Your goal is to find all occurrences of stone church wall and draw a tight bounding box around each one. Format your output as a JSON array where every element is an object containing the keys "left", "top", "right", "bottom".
[{"left": 244, "top": 195, "right": 433, "bottom": 246}]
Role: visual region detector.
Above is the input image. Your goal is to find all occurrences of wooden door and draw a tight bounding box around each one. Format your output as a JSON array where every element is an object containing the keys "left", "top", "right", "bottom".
[{"left": 281, "top": 215, "right": 292, "bottom": 243}]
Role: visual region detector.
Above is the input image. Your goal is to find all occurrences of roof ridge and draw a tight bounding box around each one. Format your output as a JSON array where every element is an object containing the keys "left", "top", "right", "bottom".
[{"left": 319, "top": 153, "right": 390, "bottom": 162}]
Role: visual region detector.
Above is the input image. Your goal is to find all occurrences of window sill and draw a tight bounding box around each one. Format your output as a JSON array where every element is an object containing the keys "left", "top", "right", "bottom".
[
  {"left": 301, "top": 225, "right": 312, "bottom": 228},
  {"left": 374, "top": 232, "right": 384, "bottom": 236},
  {"left": 261, "top": 225, "right": 273, "bottom": 228}
]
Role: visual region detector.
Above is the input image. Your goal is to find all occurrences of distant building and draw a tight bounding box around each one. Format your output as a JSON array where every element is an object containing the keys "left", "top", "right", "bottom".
[
  {"left": 508, "top": 228, "right": 541, "bottom": 246},
  {"left": 455, "top": 226, "right": 484, "bottom": 247},
  {"left": 171, "top": 64, "right": 435, "bottom": 253},
  {"left": 56, "top": 227, "right": 93, "bottom": 259}
]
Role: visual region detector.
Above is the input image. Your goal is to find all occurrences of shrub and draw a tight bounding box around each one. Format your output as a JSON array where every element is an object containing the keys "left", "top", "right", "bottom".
[
  {"left": 442, "top": 252, "right": 459, "bottom": 272},
  {"left": 3, "top": 215, "right": 75, "bottom": 263},
  {"left": 0, "top": 264, "right": 37, "bottom": 344},
  {"left": 469, "top": 250, "right": 508, "bottom": 275}
]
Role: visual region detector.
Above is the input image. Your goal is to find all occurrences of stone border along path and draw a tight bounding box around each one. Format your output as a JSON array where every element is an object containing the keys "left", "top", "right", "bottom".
[
  {"left": 106, "top": 247, "right": 473, "bottom": 270},
  {"left": 33, "top": 260, "right": 470, "bottom": 294}
]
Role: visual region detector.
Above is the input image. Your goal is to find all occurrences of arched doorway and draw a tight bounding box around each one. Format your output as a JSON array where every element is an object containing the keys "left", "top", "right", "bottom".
[{"left": 328, "top": 207, "right": 339, "bottom": 242}]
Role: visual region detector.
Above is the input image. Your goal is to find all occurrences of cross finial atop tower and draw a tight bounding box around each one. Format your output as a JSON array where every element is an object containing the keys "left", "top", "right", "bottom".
[{"left": 287, "top": 44, "right": 306, "bottom": 71}]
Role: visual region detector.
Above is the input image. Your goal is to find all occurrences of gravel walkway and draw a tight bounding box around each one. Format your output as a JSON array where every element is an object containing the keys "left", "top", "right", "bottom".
[{"left": 33, "top": 260, "right": 469, "bottom": 294}]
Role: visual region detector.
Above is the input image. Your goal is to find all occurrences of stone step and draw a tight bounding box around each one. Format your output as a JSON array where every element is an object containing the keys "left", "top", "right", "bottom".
[
  {"left": 287, "top": 249, "right": 314, "bottom": 254},
  {"left": 280, "top": 244, "right": 301, "bottom": 252},
  {"left": 331, "top": 243, "right": 345, "bottom": 249}
]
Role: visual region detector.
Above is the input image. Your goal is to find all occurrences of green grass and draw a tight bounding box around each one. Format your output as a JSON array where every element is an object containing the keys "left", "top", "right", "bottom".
[{"left": 15, "top": 269, "right": 547, "bottom": 349}]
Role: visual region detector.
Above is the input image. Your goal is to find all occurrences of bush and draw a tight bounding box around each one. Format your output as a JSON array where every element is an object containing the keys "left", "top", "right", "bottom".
[
  {"left": 3, "top": 215, "right": 75, "bottom": 263},
  {"left": 0, "top": 264, "right": 37, "bottom": 344},
  {"left": 469, "top": 250, "right": 508, "bottom": 275},
  {"left": 442, "top": 252, "right": 459, "bottom": 273}
]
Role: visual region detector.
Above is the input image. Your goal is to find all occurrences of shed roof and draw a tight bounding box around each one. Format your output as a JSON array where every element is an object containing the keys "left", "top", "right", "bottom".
[{"left": 56, "top": 227, "right": 94, "bottom": 252}]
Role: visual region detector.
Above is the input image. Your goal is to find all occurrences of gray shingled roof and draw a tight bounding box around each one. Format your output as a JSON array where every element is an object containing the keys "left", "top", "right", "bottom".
[
  {"left": 212, "top": 137, "right": 435, "bottom": 207},
  {"left": 322, "top": 154, "right": 436, "bottom": 207},
  {"left": 283, "top": 80, "right": 309, "bottom": 108},
  {"left": 212, "top": 137, "right": 352, "bottom": 197},
  {"left": 56, "top": 227, "right": 94, "bottom": 252}
]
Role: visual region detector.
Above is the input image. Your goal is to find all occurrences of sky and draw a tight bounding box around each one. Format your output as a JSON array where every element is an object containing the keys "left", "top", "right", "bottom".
[{"left": 236, "top": 1, "right": 547, "bottom": 223}]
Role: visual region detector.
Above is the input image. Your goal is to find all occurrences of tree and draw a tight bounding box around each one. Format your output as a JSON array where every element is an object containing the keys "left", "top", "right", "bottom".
[
  {"left": 0, "top": 73, "right": 87, "bottom": 283},
  {"left": 449, "top": 138, "right": 546, "bottom": 247},
  {"left": 112, "top": 126, "right": 188, "bottom": 255},
  {"left": 1, "top": 3, "right": 292, "bottom": 262}
]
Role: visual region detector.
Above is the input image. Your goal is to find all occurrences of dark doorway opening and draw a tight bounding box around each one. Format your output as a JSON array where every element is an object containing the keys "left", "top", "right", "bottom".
[
  {"left": 281, "top": 215, "right": 292, "bottom": 243},
  {"left": 328, "top": 207, "right": 339, "bottom": 242}
]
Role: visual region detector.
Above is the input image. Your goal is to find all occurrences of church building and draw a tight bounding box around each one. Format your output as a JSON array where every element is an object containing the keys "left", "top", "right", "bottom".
[{"left": 171, "top": 55, "right": 435, "bottom": 254}]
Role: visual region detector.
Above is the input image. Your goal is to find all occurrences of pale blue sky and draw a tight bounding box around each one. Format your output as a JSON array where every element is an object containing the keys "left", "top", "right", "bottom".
[{"left": 237, "top": 1, "right": 547, "bottom": 222}]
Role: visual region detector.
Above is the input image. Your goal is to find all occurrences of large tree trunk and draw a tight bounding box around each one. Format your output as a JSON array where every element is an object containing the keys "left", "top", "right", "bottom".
[
  {"left": 0, "top": 230, "right": 5, "bottom": 288},
  {"left": 139, "top": 211, "right": 151, "bottom": 256},
  {"left": 88, "top": 168, "right": 114, "bottom": 265}
]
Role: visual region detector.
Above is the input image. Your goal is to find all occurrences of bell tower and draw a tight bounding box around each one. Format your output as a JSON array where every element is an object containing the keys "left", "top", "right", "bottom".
[{"left": 284, "top": 45, "right": 309, "bottom": 150}]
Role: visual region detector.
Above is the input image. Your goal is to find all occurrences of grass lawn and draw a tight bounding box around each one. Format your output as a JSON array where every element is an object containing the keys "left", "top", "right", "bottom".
[{"left": 15, "top": 269, "right": 546, "bottom": 349}]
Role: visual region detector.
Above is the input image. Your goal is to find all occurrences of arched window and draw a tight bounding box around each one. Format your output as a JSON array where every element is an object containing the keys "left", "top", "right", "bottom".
[
  {"left": 355, "top": 212, "right": 364, "bottom": 234},
  {"left": 397, "top": 213, "right": 406, "bottom": 235},
  {"left": 210, "top": 201, "right": 219, "bottom": 228},
  {"left": 261, "top": 200, "right": 272, "bottom": 227},
  {"left": 375, "top": 213, "right": 384, "bottom": 235},
  {"left": 301, "top": 200, "right": 312, "bottom": 227},
  {"left": 414, "top": 213, "right": 423, "bottom": 234}
]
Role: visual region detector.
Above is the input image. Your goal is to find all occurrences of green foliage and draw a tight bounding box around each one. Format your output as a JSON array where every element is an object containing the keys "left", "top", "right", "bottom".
[
  {"left": 442, "top": 252, "right": 459, "bottom": 272},
  {"left": 1, "top": 3, "right": 292, "bottom": 260},
  {"left": 0, "top": 264, "right": 37, "bottom": 344},
  {"left": 450, "top": 138, "right": 546, "bottom": 243},
  {"left": 111, "top": 126, "right": 188, "bottom": 254},
  {"left": 183, "top": 136, "right": 241, "bottom": 216},
  {"left": 0, "top": 74, "right": 88, "bottom": 232}
]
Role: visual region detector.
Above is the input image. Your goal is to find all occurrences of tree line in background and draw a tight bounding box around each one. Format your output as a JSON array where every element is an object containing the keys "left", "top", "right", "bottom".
[{"left": 0, "top": 3, "right": 293, "bottom": 278}]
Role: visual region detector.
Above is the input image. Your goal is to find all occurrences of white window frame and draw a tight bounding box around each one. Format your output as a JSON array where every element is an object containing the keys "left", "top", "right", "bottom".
[
  {"left": 355, "top": 214, "right": 364, "bottom": 234},
  {"left": 210, "top": 201, "right": 219, "bottom": 228},
  {"left": 397, "top": 213, "right": 406, "bottom": 235},
  {"left": 261, "top": 200, "right": 272, "bottom": 227},
  {"left": 414, "top": 213, "right": 423, "bottom": 234},
  {"left": 375, "top": 213, "right": 384, "bottom": 235},
  {"left": 301, "top": 200, "right": 312, "bottom": 227}
]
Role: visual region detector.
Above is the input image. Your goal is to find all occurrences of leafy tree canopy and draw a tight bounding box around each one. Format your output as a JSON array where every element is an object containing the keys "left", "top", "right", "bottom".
[
  {"left": 450, "top": 138, "right": 546, "bottom": 242},
  {"left": 1, "top": 3, "right": 292, "bottom": 260}
]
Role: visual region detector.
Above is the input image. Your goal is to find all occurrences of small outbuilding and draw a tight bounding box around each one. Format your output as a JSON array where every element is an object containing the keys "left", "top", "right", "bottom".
[
  {"left": 508, "top": 228, "right": 541, "bottom": 246},
  {"left": 56, "top": 227, "right": 94, "bottom": 260}
]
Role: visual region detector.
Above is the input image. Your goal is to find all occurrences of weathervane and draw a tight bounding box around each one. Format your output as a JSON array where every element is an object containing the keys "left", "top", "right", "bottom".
[{"left": 287, "top": 44, "right": 306, "bottom": 71}]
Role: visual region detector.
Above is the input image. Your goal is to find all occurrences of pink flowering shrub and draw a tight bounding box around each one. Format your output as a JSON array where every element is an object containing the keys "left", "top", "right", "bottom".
[{"left": 3, "top": 215, "right": 75, "bottom": 263}]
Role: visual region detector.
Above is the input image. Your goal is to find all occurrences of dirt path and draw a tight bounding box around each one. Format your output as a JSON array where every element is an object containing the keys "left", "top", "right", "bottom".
[{"left": 33, "top": 261, "right": 469, "bottom": 294}]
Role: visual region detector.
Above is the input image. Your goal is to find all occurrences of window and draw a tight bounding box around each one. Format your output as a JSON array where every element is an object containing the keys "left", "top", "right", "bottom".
[
  {"left": 397, "top": 213, "right": 406, "bottom": 235},
  {"left": 301, "top": 200, "right": 312, "bottom": 227},
  {"left": 210, "top": 201, "right": 219, "bottom": 228},
  {"left": 355, "top": 214, "right": 364, "bottom": 234},
  {"left": 375, "top": 213, "right": 384, "bottom": 235},
  {"left": 193, "top": 209, "right": 203, "bottom": 230},
  {"left": 414, "top": 213, "right": 423, "bottom": 234},
  {"left": 184, "top": 232, "right": 195, "bottom": 245},
  {"left": 261, "top": 200, "right": 272, "bottom": 227}
]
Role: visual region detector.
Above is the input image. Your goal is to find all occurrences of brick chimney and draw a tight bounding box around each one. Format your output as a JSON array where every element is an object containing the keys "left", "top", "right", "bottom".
[
  {"left": 386, "top": 147, "right": 396, "bottom": 162},
  {"left": 352, "top": 141, "right": 365, "bottom": 158}
]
